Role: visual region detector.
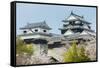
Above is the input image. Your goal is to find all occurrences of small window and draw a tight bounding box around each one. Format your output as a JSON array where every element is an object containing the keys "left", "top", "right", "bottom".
[
  {"left": 43, "top": 30, "right": 46, "bottom": 32},
  {"left": 63, "top": 24, "right": 67, "bottom": 27},
  {"left": 70, "top": 21, "right": 75, "bottom": 25},
  {"left": 23, "top": 31, "right": 27, "bottom": 33},
  {"left": 35, "top": 29, "right": 38, "bottom": 32}
]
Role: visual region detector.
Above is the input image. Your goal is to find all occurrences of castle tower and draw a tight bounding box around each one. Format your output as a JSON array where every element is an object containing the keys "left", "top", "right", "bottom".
[
  {"left": 19, "top": 21, "right": 52, "bottom": 56},
  {"left": 59, "top": 12, "right": 95, "bottom": 40},
  {"left": 20, "top": 21, "right": 52, "bottom": 40}
]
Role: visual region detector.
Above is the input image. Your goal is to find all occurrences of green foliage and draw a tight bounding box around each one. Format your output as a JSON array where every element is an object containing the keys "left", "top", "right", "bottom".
[
  {"left": 78, "top": 46, "right": 90, "bottom": 61},
  {"left": 16, "top": 38, "right": 34, "bottom": 56},
  {"left": 63, "top": 40, "right": 90, "bottom": 62}
]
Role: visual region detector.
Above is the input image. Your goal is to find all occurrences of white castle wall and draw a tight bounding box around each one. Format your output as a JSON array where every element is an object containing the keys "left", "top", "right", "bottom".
[
  {"left": 67, "top": 15, "right": 77, "bottom": 20},
  {"left": 64, "top": 29, "right": 74, "bottom": 36},
  {"left": 32, "top": 28, "right": 49, "bottom": 33},
  {"left": 20, "top": 34, "right": 50, "bottom": 40},
  {"left": 20, "top": 29, "right": 33, "bottom": 34}
]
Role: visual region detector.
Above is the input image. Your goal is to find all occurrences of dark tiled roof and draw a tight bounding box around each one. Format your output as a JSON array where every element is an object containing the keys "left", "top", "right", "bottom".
[
  {"left": 20, "top": 21, "right": 51, "bottom": 30},
  {"left": 62, "top": 12, "right": 91, "bottom": 24},
  {"left": 59, "top": 26, "right": 94, "bottom": 32}
]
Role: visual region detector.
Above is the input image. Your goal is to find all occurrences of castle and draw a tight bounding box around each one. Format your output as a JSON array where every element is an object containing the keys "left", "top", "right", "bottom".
[{"left": 18, "top": 12, "right": 96, "bottom": 63}]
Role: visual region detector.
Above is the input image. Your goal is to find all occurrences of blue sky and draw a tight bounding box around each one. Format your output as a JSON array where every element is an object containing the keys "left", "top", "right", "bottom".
[{"left": 16, "top": 3, "right": 96, "bottom": 35}]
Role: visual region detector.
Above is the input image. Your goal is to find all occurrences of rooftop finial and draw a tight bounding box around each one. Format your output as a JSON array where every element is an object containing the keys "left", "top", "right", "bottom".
[
  {"left": 71, "top": 11, "right": 74, "bottom": 15},
  {"left": 82, "top": 16, "right": 84, "bottom": 18},
  {"left": 43, "top": 20, "right": 46, "bottom": 23}
]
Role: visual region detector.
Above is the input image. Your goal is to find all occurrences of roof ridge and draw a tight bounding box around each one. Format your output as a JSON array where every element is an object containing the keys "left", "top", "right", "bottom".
[
  {"left": 20, "top": 21, "right": 52, "bottom": 30},
  {"left": 71, "top": 12, "right": 83, "bottom": 18},
  {"left": 29, "top": 21, "right": 45, "bottom": 25}
]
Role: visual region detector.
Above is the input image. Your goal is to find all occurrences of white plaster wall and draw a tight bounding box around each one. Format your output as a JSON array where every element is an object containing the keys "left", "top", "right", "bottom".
[
  {"left": 20, "top": 28, "right": 50, "bottom": 35},
  {"left": 32, "top": 28, "right": 49, "bottom": 33},
  {"left": 81, "top": 30, "right": 88, "bottom": 35},
  {"left": 21, "top": 29, "right": 33, "bottom": 34},
  {"left": 67, "top": 15, "right": 77, "bottom": 20},
  {"left": 75, "top": 21, "right": 81, "bottom": 24},
  {"left": 87, "top": 31, "right": 96, "bottom": 36},
  {"left": 20, "top": 34, "right": 50, "bottom": 40},
  {"left": 83, "top": 24, "right": 89, "bottom": 29},
  {"left": 64, "top": 30, "right": 73, "bottom": 36},
  {"left": 63, "top": 22, "right": 69, "bottom": 25}
]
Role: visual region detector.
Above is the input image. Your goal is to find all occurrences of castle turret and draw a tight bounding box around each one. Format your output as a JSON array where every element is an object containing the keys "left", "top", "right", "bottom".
[
  {"left": 19, "top": 21, "right": 52, "bottom": 57},
  {"left": 59, "top": 12, "right": 95, "bottom": 39},
  {"left": 19, "top": 21, "right": 52, "bottom": 40}
]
